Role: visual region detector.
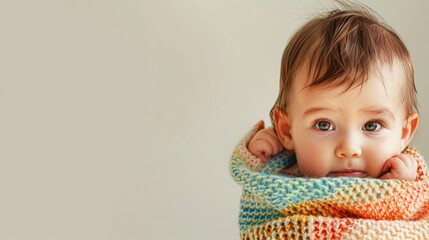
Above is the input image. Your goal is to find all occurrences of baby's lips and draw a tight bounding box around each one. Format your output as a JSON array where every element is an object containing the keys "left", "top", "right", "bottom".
[{"left": 328, "top": 170, "right": 367, "bottom": 177}]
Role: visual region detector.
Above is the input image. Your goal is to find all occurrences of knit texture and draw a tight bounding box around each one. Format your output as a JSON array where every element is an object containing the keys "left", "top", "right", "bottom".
[{"left": 230, "top": 121, "right": 429, "bottom": 239}]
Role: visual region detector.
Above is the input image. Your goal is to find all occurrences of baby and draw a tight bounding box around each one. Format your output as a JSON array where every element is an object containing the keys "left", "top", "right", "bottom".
[{"left": 248, "top": 9, "right": 420, "bottom": 180}]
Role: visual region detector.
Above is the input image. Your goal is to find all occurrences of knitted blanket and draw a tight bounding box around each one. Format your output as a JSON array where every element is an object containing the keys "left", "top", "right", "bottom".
[{"left": 230, "top": 121, "right": 429, "bottom": 239}]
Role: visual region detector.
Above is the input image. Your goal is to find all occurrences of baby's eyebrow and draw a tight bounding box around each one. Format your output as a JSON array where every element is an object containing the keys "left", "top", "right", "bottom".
[
  {"left": 358, "top": 108, "right": 395, "bottom": 120},
  {"left": 302, "top": 107, "right": 395, "bottom": 120},
  {"left": 303, "top": 107, "right": 339, "bottom": 116}
]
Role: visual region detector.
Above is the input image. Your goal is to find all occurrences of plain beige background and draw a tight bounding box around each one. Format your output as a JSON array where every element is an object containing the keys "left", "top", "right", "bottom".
[{"left": 0, "top": 0, "right": 428, "bottom": 239}]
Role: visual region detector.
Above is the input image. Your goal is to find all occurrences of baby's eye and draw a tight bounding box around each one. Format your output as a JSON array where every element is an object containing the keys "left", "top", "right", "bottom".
[
  {"left": 363, "top": 121, "right": 382, "bottom": 131},
  {"left": 314, "top": 120, "right": 334, "bottom": 131}
]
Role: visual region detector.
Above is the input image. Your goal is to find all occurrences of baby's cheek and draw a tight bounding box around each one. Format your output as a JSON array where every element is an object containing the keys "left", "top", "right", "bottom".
[
  {"left": 296, "top": 145, "right": 329, "bottom": 177},
  {"left": 364, "top": 144, "right": 400, "bottom": 176}
]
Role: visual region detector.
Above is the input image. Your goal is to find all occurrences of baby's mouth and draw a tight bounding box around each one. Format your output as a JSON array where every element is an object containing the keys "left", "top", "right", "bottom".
[{"left": 328, "top": 170, "right": 367, "bottom": 177}]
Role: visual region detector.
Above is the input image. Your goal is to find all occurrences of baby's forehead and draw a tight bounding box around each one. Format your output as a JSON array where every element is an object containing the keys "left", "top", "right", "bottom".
[
  {"left": 295, "top": 61, "right": 409, "bottom": 114},
  {"left": 296, "top": 59, "right": 407, "bottom": 92}
]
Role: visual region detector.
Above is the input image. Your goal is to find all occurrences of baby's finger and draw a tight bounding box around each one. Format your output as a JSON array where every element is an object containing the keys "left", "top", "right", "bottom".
[
  {"left": 257, "top": 154, "right": 268, "bottom": 163},
  {"left": 379, "top": 158, "right": 398, "bottom": 179},
  {"left": 265, "top": 128, "right": 278, "bottom": 138},
  {"left": 395, "top": 154, "right": 409, "bottom": 166},
  {"left": 264, "top": 134, "right": 283, "bottom": 154},
  {"left": 379, "top": 171, "right": 394, "bottom": 180},
  {"left": 253, "top": 140, "right": 274, "bottom": 162},
  {"left": 389, "top": 156, "right": 407, "bottom": 170},
  {"left": 248, "top": 143, "right": 269, "bottom": 162},
  {"left": 379, "top": 157, "right": 404, "bottom": 178},
  {"left": 261, "top": 130, "right": 283, "bottom": 153},
  {"left": 263, "top": 151, "right": 271, "bottom": 162},
  {"left": 397, "top": 154, "right": 418, "bottom": 170},
  {"left": 379, "top": 159, "right": 391, "bottom": 176}
]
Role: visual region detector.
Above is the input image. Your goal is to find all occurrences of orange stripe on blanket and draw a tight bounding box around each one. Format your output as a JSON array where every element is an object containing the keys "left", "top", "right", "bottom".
[
  {"left": 352, "top": 180, "right": 429, "bottom": 220},
  {"left": 282, "top": 181, "right": 429, "bottom": 220},
  {"left": 313, "top": 217, "right": 355, "bottom": 240}
]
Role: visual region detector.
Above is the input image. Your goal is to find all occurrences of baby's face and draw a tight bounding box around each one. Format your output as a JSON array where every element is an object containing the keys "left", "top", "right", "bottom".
[{"left": 286, "top": 62, "right": 410, "bottom": 178}]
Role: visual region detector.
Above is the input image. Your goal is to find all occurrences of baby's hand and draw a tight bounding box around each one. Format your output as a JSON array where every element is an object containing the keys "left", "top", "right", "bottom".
[
  {"left": 379, "top": 154, "right": 418, "bottom": 181},
  {"left": 248, "top": 128, "right": 284, "bottom": 163}
]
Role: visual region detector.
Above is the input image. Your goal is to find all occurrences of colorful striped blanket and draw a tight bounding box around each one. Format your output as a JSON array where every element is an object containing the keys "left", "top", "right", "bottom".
[{"left": 230, "top": 121, "right": 429, "bottom": 239}]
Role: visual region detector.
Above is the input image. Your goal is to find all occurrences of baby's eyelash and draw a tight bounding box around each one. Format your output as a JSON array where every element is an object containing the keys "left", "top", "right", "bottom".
[
  {"left": 370, "top": 119, "right": 387, "bottom": 127},
  {"left": 312, "top": 119, "right": 335, "bottom": 131},
  {"left": 362, "top": 119, "right": 388, "bottom": 132}
]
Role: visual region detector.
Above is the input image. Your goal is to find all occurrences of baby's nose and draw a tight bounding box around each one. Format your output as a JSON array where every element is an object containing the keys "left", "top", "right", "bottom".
[{"left": 335, "top": 137, "right": 362, "bottom": 158}]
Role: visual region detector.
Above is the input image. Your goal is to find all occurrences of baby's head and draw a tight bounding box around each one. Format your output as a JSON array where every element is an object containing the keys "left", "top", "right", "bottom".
[{"left": 271, "top": 9, "right": 420, "bottom": 178}]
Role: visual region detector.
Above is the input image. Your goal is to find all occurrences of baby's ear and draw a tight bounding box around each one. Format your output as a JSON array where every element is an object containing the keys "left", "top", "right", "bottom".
[
  {"left": 273, "top": 107, "right": 294, "bottom": 150},
  {"left": 401, "top": 112, "right": 419, "bottom": 150}
]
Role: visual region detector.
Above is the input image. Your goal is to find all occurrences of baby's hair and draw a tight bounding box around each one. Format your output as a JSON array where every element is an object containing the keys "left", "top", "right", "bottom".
[{"left": 270, "top": 4, "right": 417, "bottom": 127}]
